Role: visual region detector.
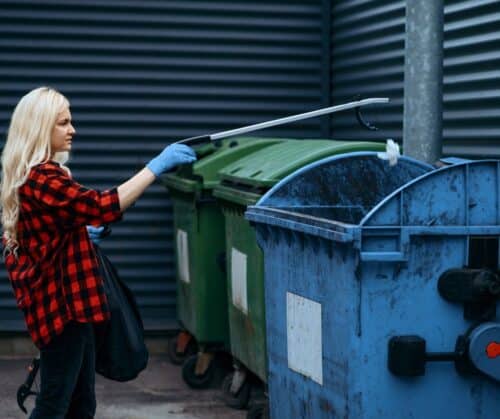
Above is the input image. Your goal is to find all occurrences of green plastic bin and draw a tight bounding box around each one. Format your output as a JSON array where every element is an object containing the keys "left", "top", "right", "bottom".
[
  {"left": 213, "top": 140, "right": 385, "bottom": 384},
  {"left": 160, "top": 137, "right": 284, "bottom": 356}
]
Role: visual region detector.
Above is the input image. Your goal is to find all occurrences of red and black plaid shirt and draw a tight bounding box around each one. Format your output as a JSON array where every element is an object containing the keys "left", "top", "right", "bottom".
[{"left": 4, "top": 161, "right": 122, "bottom": 348}]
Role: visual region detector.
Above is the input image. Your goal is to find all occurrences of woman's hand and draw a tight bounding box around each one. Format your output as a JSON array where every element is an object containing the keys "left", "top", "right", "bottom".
[
  {"left": 146, "top": 144, "right": 197, "bottom": 177},
  {"left": 86, "top": 225, "right": 110, "bottom": 244}
]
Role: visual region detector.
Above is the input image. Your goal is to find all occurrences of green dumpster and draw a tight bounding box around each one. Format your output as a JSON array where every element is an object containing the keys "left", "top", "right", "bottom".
[
  {"left": 160, "top": 137, "right": 284, "bottom": 386},
  {"left": 212, "top": 140, "right": 385, "bottom": 390}
]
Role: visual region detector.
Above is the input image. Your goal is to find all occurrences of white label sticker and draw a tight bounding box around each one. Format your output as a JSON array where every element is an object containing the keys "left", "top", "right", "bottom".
[
  {"left": 287, "top": 292, "right": 323, "bottom": 385},
  {"left": 176, "top": 229, "right": 190, "bottom": 284},
  {"left": 231, "top": 248, "right": 248, "bottom": 314}
]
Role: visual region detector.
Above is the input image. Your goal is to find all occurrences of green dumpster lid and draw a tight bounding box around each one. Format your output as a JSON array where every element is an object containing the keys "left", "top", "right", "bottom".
[
  {"left": 213, "top": 140, "right": 385, "bottom": 206},
  {"left": 219, "top": 140, "right": 386, "bottom": 188},
  {"left": 160, "top": 137, "right": 284, "bottom": 193}
]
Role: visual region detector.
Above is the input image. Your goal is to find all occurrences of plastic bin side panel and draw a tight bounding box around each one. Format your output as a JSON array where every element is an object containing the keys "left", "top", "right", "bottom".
[
  {"left": 195, "top": 201, "right": 230, "bottom": 344},
  {"left": 257, "top": 225, "right": 361, "bottom": 418},
  {"left": 172, "top": 196, "right": 229, "bottom": 345},
  {"left": 172, "top": 196, "right": 196, "bottom": 331},
  {"left": 359, "top": 236, "right": 500, "bottom": 418},
  {"left": 224, "top": 207, "right": 267, "bottom": 382}
]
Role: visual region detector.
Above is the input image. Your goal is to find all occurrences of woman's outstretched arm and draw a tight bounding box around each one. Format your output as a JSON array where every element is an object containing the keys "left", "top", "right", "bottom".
[
  {"left": 117, "top": 143, "right": 197, "bottom": 211},
  {"left": 117, "top": 167, "right": 155, "bottom": 211}
]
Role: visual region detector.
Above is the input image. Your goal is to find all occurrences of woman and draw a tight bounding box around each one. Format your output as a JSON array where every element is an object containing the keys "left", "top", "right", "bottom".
[{"left": 0, "top": 86, "right": 196, "bottom": 418}]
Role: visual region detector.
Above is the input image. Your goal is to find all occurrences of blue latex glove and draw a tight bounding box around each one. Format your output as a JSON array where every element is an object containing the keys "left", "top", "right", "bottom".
[
  {"left": 86, "top": 225, "right": 106, "bottom": 245},
  {"left": 146, "top": 143, "right": 197, "bottom": 177}
]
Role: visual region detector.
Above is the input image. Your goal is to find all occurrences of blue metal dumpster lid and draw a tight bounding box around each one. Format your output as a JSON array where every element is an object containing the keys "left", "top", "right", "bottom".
[
  {"left": 245, "top": 152, "right": 433, "bottom": 242},
  {"left": 246, "top": 156, "right": 500, "bottom": 261},
  {"left": 256, "top": 152, "right": 432, "bottom": 219},
  {"left": 361, "top": 159, "right": 500, "bottom": 230},
  {"left": 357, "top": 160, "right": 500, "bottom": 261}
]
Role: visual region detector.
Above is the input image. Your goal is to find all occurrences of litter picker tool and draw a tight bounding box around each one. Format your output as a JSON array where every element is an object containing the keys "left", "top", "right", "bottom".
[
  {"left": 176, "top": 97, "right": 389, "bottom": 147},
  {"left": 17, "top": 356, "right": 39, "bottom": 414}
]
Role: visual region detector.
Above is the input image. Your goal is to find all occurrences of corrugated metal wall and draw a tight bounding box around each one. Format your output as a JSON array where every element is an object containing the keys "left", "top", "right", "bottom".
[
  {"left": 0, "top": 0, "right": 327, "bottom": 332},
  {"left": 330, "top": 0, "right": 500, "bottom": 158}
]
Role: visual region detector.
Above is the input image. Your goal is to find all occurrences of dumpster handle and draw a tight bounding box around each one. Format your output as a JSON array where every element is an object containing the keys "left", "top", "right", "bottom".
[
  {"left": 176, "top": 97, "right": 389, "bottom": 147},
  {"left": 359, "top": 229, "right": 410, "bottom": 262}
]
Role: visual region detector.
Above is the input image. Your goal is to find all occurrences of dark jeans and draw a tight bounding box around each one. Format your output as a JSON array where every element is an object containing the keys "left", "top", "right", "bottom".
[{"left": 29, "top": 321, "right": 96, "bottom": 419}]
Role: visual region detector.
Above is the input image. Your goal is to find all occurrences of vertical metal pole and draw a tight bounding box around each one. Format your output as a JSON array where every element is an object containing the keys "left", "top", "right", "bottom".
[{"left": 403, "top": 1, "right": 444, "bottom": 163}]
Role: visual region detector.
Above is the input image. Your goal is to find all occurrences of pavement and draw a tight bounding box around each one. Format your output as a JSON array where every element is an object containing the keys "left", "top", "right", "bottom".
[{"left": 0, "top": 353, "right": 246, "bottom": 419}]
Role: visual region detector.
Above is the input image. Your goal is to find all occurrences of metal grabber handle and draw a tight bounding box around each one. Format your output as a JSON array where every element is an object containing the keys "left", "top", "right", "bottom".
[{"left": 176, "top": 97, "right": 389, "bottom": 147}]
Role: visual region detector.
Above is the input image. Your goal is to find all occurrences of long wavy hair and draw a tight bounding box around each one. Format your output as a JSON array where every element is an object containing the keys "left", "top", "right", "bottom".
[{"left": 1, "top": 87, "right": 71, "bottom": 256}]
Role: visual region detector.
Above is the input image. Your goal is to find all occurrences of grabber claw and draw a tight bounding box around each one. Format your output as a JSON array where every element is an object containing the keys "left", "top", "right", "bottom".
[{"left": 17, "top": 356, "right": 40, "bottom": 414}]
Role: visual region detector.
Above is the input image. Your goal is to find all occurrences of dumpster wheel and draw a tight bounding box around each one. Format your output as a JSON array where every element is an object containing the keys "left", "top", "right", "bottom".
[
  {"left": 182, "top": 354, "right": 215, "bottom": 389},
  {"left": 167, "top": 331, "right": 198, "bottom": 365},
  {"left": 246, "top": 401, "right": 269, "bottom": 419},
  {"left": 221, "top": 371, "right": 251, "bottom": 410}
]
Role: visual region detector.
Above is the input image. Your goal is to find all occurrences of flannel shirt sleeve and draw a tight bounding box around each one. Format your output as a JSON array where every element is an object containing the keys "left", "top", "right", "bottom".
[{"left": 28, "top": 164, "right": 122, "bottom": 228}]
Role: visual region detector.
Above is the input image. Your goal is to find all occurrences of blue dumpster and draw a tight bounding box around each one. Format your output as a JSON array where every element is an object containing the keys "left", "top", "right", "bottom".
[{"left": 245, "top": 152, "right": 500, "bottom": 419}]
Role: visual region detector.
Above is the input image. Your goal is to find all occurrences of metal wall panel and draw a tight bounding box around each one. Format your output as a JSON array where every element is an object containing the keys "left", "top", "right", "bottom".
[
  {"left": 330, "top": 0, "right": 500, "bottom": 158},
  {"left": 0, "top": 0, "right": 326, "bottom": 332}
]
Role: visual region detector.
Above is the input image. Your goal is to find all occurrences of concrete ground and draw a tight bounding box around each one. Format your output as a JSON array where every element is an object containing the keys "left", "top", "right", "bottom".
[{"left": 0, "top": 353, "right": 246, "bottom": 419}]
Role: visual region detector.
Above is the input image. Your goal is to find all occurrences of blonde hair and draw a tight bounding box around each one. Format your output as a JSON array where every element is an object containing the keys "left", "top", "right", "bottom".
[{"left": 1, "top": 87, "right": 71, "bottom": 256}]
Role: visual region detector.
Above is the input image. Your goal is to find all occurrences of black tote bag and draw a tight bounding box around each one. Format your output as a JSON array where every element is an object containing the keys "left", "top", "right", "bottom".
[{"left": 93, "top": 245, "right": 149, "bottom": 381}]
